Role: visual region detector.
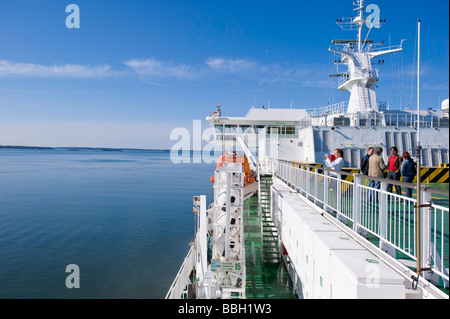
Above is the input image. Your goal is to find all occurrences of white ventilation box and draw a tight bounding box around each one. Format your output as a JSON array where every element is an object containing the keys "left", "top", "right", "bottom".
[
  {"left": 281, "top": 196, "right": 324, "bottom": 272},
  {"left": 329, "top": 249, "right": 406, "bottom": 299},
  {"left": 271, "top": 180, "right": 406, "bottom": 299},
  {"left": 312, "top": 231, "right": 367, "bottom": 299},
  {"left": 301, "top": 218, "right": 342, "bottom": 298}
]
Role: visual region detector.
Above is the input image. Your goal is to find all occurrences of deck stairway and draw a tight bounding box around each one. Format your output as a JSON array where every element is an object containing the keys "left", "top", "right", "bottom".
[
  {"left": 259, "top": 174, "right": 280, "bottom": 263},
  {"left": 244, "top": 195, "right": 294, "bottom": 299}
]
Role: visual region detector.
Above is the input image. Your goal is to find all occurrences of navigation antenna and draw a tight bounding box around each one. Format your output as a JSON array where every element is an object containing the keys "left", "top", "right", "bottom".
[{"left": 330, "top": 0, "right": 402, "bottom": 116}]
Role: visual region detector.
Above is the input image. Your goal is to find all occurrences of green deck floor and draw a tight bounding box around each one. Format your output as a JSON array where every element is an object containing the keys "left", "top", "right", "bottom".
[{"left": 243, "top": 195, "right": 295, "bottom": 299}]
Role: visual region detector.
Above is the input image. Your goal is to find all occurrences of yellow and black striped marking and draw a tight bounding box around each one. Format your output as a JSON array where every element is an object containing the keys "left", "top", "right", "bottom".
[
  {"left": 416, "top": 167, "right": 449, "bottom": 183},
  {"left": 289, "top": 162, "right": 449, "bottom": 184}
]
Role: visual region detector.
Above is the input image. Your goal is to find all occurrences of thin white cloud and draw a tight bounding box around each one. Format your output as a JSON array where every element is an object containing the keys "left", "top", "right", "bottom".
[
  {"left": 0, "top": 60, "right": 116, "bottom": 78},
  {"left": 125, "top": 56, "right": 329, "bottom": 87},
  {"left": 422, "top": 82, "right": 449, "bottom": 91},
  {"left": 0, "top": 57, "right": 331, "bottom": 88},
  {"left": 125, "top": 57, "right": 259, "bottom": 79},
  {"left": 205, "top": 58, "right": 257, "bottom": 73},
  {"left": 124, "top": 58, "right": 200, "bottom": 80}
]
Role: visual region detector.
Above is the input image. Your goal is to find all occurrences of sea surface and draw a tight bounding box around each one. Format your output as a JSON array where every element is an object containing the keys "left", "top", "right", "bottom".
[{"left": 0, "top": 148, "right": 216, "bottom": 299}]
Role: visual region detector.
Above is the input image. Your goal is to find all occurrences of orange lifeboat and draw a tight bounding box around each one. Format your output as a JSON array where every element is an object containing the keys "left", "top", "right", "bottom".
[{"left": 210, "top": 152, "right": 256, "bottom": 187}]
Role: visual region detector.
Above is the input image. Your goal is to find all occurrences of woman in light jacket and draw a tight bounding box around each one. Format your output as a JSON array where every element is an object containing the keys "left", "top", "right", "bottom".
[{"left": 324, "top": 148, "right": 345, "bottom": 177}]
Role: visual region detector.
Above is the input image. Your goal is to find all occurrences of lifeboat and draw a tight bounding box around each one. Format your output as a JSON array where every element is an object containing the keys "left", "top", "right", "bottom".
[{"left": 210, "top": 152, "right": 257, "bottom": 195}]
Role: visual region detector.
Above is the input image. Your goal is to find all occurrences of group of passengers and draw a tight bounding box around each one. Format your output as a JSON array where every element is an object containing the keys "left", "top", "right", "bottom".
[{"left": 324, "top": 146, "right": 417, "bottom": 198}]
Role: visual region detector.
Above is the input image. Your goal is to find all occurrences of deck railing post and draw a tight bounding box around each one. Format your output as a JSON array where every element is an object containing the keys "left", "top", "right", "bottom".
[
  {"left": 324, "top": 170, "right": 329, "bottom": 209},
  {"left": 306, "top": 166, "right": 311, "bottom": 196},
  {"left": 353, "top": 174, "right": 361, "bottom": 232},
  {"left": 421, "top": 188, "right": 432, "bottom": 279},
  {"left": 314, "top": 167, "right": 319, "bottom": 199},
  {"left": 336, "top": 173, "right": 342, "bottom": 213},
  {"left": 379, "top": 180, "right": 388, "bottom": 245}
]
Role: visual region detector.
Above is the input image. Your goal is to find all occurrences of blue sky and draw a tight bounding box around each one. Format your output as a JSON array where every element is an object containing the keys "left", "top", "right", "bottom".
[{"left": 0, "top": 0, "right": 448, "bottom": 149}]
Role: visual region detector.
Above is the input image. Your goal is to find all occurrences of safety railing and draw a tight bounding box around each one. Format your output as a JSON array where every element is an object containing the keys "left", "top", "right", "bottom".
[
  {"left": 270, "top": 158, "right": 449, "bottom": 289},
  {"left": 305, "top": 102, "right": 347, "bottom": 118},
  {"left": 165, "top": 245, "right": 196, "bottom": 299}
]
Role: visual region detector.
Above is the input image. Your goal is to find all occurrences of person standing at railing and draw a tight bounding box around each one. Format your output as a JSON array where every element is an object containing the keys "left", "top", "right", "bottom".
[
  {"left": 324, "top": 148, "right": 345, "bottom": 177},
  {"left": 368, "top": 147, "right": 386, "bottom": 201},
  {"left": 387, "top": 146, "right": 403, "bottom": 195},
  {"left": 400, "top": 152, "right": 417, "bottom": 198},
  {"left": 360, "top": 147, "right": 374, "bottom": 175},
  {"left": 324, "top": 148, "right": 345, "bottom": 209}
]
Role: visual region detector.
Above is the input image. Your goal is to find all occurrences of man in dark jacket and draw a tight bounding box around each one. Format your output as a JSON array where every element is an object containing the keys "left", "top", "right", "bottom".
[
  {"left": 400, "top": 152, "right": 417, "bottom": 198},
  {"left": 360, "top": 147, "right": 374, "bottom": 175}
]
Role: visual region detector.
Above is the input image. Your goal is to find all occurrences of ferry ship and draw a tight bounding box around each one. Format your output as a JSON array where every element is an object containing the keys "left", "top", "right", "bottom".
[{"left": 166, "top": 0, "right": 449, "bottom": 299}]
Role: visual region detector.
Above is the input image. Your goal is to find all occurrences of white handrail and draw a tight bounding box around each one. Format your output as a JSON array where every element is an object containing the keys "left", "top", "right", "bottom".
[
  {"left": 270, "top": 158, "right": 449, "bottom": 290},
  {"left": 165, "top": 245, "right": 196, "bottom": 299}
]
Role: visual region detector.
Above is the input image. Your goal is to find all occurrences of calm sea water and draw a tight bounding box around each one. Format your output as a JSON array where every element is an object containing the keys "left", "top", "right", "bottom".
[{"left": 0, "top": 148, "right": 216, "bottom": 299}]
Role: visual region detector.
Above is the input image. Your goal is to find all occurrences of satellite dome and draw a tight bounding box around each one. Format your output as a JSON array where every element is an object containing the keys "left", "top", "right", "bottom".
[{"left": 442, "top": 99, "right": 449, "bottom": 112}]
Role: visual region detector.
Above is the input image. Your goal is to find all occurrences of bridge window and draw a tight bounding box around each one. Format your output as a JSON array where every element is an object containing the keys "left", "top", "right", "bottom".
[
  {"left": 224, "top": 125, "right": 237, "bottom": 133},
  {"left": 267, "top": 126, "right": 297, "bottom": 138},
  {"left": 285, "top": 126, "right": 296, "bottom": 135},
  {"left": 268, "top": 126, "right": 280, "bottom": 135},
  {"left": 215, "top": 125, "right": 224, "bottom": 133},
  {"left": 239, "top": 126, "right": 253, "bottom": 134}
]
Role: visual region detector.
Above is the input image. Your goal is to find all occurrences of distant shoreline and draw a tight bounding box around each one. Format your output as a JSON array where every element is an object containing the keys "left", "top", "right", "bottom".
[
  {"left": 0, "top": 145, "right": 54, "bottom": 150},
  {"left": 0, "top": 145, "right": 172, "bottom": 152}
]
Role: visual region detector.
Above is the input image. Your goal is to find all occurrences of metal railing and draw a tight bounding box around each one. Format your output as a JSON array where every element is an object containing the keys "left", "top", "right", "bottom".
[
  {"left": 305, "top": 102, "right": 347, "bottom": 118},
  {"left": 383, "top": 113, "right": 449, "bottom": 128},
  {"left": 270, "top": 158, "right": 449, "bottom": 290},
  {"left": 165, "top": 245, "right": 195, "bottom": 299}
]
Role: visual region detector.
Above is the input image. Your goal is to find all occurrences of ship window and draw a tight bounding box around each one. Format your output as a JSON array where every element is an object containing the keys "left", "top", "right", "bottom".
[
  {"left": 215, "top": 125, "right": 224, "bottom": 133},
  {"left": 268, "top": 126, "right": 280, "bottom": 135},
  {"left": 239, "top": 125, "right": 252, "bottom": 134},
  {"left": 224, "top": 125, "right": 236, "bottom": 133},
  {"left": 267, "top": 126, "right": 297, "bottom": 138},
  {"left": 285, "top": 126, "right": 296, "bottom": 135}
]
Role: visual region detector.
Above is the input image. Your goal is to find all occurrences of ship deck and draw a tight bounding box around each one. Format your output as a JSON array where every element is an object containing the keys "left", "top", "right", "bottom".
[{"left": 243, "top": 195, "right": 295, "bottom": 299}]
